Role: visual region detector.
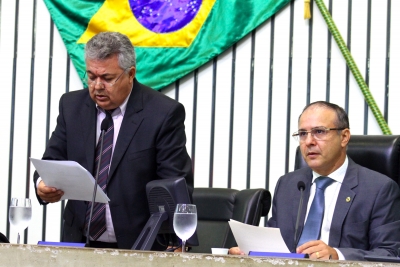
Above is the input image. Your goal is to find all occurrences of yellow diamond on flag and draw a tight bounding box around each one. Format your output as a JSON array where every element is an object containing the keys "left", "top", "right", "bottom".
[{"left": 77, "top": 0, "right": 216, "bottom": 47}]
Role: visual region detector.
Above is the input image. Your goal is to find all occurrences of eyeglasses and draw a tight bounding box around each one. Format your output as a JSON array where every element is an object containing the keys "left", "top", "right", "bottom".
[
  {"left": 85, "top": 67, "right": 130, "bottom": 88},
  {"left": 292, "top": 126, "right": 346, "bottom": 142}
]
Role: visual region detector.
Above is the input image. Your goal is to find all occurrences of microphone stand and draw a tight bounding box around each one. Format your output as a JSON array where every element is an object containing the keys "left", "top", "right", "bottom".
[
  {"left": 293, "top": 182, "right": 305, "bottom": 253},
  {"left": 85, "top": 117, "right": 109, "bottom": 247}
]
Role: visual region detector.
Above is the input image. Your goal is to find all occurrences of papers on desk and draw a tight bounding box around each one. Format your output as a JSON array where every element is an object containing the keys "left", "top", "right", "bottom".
[
  {"left": 228, "top": 219, "right": 290, "bottom": 255},
  {"left": 31, "top": 158, "right": 110, "bottom": 203}
]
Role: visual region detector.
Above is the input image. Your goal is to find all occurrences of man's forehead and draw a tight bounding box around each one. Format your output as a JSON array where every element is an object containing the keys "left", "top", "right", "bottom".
[
  {"left": 86, "top": 58, "right": 121, "bottom": 74},
  {"left": 86, "top": 54, "right": 118, "bottom": 65},
  {"left": 299, "top": 107, "right": 336, "bottom": 127}
]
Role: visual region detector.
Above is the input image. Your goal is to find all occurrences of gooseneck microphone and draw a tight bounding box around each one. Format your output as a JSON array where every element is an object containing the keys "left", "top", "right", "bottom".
[
  {"left": 293, "top": 181, "right": 306, "bottom": 253},
  {"left": 85, "top": 115, "right": 112, "bottom": 247}
]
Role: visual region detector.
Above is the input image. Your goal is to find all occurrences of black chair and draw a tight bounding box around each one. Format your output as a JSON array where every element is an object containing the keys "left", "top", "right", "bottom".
[
  {"left": 294, "top": 135, "right": 400, "bottom": 186},
  {"left": 0, "top": 232, "right": 9, "bottom": 243},
  {"left": 190, "top": 188, "right": 271, "bottom": 253}
]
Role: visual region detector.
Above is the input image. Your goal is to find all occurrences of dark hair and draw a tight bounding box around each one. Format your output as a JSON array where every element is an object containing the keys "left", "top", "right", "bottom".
[
  {"left": 299, "top": 101, "right": 350, "bottom": 129},
  {"left": 85, "top": 31, "right": 136, "bottom": 70}
]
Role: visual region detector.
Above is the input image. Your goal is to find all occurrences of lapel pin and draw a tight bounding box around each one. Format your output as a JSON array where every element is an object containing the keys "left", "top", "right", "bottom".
[{"left": 346, "top": 197, "right": 351, "bottom": 202}]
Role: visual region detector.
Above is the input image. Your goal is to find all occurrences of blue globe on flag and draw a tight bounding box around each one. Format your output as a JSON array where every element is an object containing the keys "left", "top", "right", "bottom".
[{"left": 130, "top": 0, "right": 202, "bottom": 33}]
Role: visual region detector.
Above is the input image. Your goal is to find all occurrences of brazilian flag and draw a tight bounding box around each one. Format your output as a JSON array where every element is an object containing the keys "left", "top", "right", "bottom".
[{"left": 44, "top": 0, "right": 290, "bottom": 90}]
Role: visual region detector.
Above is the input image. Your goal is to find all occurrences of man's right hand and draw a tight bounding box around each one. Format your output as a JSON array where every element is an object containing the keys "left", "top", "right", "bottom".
[
  {"left": 37, "top": 180, "right": 64, "bottom": 203},
  {"left": 228, "top": 247, "right": 245, "bottom": 255}
]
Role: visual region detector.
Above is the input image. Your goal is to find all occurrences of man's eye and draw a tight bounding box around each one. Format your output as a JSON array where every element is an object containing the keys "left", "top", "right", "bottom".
[
  {"left": 298, "top": 131, "right": 308, "bottom": 137},
  {"left": 314, "top": 129, "right": 326, "bottom": 135}
]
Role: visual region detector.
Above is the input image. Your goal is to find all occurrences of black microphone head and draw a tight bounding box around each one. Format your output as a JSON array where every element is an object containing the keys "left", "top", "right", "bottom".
[
  {"left": 100, "top": 116, "right": 110, "bottom": 131},
  {"left": 297, "top": 181, "right": 306, "bottom": 191}
]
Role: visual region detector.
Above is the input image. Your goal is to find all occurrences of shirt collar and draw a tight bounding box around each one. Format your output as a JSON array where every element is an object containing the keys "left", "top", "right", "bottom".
[
  {"left": 95, "top": 90, "right": 131, "bottom": 117},
  {"left": 312, "top": 156, "right": 348, "bottom": 184}
]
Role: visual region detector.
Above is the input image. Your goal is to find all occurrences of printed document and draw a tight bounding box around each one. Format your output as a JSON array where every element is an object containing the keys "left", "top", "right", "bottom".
[
  {"left": 31, "top": 158, "right": 110, "bottom": 203},
  {"left": 228, "top": 219, "right": 290, "bottom": 255}
]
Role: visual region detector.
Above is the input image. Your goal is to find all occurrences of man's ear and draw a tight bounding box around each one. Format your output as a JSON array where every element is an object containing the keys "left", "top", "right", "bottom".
[
  {"left": 129, "top": 67, "right": 136, "bottom": 83},
  {"left": 341, "top": 129, "right": 351, "bottom": 148}
]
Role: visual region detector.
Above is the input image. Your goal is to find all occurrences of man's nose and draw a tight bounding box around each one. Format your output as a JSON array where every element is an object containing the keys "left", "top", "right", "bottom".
[
  {"left": 304, "top": 131, "right": 316, "bottom": 144},
  {"left": 92, "top": 78, "right": 105, "bottom": 88}
]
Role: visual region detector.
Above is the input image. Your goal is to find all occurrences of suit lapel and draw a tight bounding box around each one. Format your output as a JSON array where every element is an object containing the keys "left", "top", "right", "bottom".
[
  {"left": 108, "top": 80, "right": 144, "bottom": 182},
  {"left": 328, "top": 159, "right": 358, "bottom": 247},
  {"left": 82, "top": 94, "right": 97, "bottom": 174}
]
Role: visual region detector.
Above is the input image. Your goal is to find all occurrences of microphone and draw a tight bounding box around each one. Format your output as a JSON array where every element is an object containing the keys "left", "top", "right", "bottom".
[
  {"left": 100, "top": 114, "right": 112, "bottom": 131},
  {"left": 85, "top": 114, "right": 112, "bottom": 246},
  {"left": 293, "top": 181, "right": 306, "bottom": 253}
]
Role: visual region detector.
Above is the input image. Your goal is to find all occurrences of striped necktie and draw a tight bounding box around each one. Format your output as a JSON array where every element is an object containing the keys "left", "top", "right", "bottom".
[{"left": 85, "top": 111, "right": 114, "bottom": 241}]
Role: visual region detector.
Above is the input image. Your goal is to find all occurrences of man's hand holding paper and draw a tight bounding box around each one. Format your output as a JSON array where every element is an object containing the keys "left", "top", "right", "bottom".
[
  {"left": 37, "top": 180, "right": 64, "bottom": 203},
  {"left": 31, "top": 158, "right": 109, "bottom": 203}
]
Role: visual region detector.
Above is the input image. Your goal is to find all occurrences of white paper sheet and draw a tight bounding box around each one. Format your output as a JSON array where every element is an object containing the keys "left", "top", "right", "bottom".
[
  {"left": 228, "top": 219, "right": 290, "bottom": 255},
  {"left": 31, "top": 158, "right": 110, "bottom": 203}
]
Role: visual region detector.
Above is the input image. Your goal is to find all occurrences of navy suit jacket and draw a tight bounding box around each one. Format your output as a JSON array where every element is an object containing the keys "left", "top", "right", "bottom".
[
  {"left": 33, "top": 80, "right": 193, "bottom": 249},
  {"left": 267, "top": 158, "right": 400, "bottom": 260}
]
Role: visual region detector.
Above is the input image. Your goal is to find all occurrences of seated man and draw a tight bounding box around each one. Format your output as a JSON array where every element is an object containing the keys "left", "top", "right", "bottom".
[
  {"left": 230, "top": 101, "right": 400, "bottom": 260},
  {"left": 33, "top": 31, "right": 193, "bottom": 249}
]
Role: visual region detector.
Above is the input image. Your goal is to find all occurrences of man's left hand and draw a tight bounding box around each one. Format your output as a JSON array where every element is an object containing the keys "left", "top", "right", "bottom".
[{"left": 296, "top": 240, "right": 338, "bottom": 260}]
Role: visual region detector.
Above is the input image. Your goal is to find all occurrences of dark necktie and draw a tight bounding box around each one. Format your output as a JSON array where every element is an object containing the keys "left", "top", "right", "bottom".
[
  {"left": 297, "top": 176, "right": 334, "bottom": 246},
  {"left": 85, "top": 111, "right": 114, "bottom": 241}
]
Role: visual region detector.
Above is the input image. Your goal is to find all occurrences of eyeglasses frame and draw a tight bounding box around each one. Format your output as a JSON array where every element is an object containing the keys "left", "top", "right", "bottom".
[
  {"left": 85, "top": 67, "right": 131, "bottom": 88},
  {"left": 292, "top": 127, "right": 347, "bottom": 142}
]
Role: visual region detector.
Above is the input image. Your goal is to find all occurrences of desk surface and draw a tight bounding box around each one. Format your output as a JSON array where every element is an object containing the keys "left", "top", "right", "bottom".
[{"left": 0, "top": 244, "right": 399, "bottom": 267}]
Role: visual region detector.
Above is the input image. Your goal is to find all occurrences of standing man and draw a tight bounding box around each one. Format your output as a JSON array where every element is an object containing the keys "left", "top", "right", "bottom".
[
  {"left": 33, "top": 32, "right": 193, "bottom": 249},
  {"left": 230, "top": 101, "right": 400, "bottom": 260}
]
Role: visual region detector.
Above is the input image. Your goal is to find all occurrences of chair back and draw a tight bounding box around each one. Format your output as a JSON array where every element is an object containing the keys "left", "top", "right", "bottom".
[
  {"left": 294, "top": 135, "right": 400, "bottom": 186},
  {"left": 0, "top": 232, "right": 9, "bottom": 243},
  {"left": 190, "top": 188, "right": 271, "bottom": 253}
]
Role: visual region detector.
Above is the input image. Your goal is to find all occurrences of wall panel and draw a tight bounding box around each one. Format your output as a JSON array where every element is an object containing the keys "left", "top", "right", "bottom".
[
  {"left": 268, "top": 3, "right": 291, "bottom": 194},
  {"left": 250, "top": 23, "right": 271, "bottom": 190},
  {"left": 230, "top": 35, "right": 252, "bottom": 190},
  {"left": 0, "top": 0, "right": 16, "bottom": 236},
  {"left": 29, "top": 0, "right": 51, "bottom": 244},
  {"left": 329, "top": 0, "right": 349, "bottom": 107},
  {"left": 213, "top": 49, "right": 233, "bottom": 188},
  {"left": 9, "top": 0, "right": 35, "bottom": 243},
  {"left": 388, "top": 0, "right": 400, "bottom": 134},
  {"left": 309, "top": 0, "right": 329, "bottom": 101}
]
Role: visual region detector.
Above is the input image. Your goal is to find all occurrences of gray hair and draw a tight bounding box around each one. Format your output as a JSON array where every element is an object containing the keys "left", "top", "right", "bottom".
[
  {"left": 299, "top": 101, "right": 350, "bottom": 130},
  {"left": 85, "top": 32, "right": 136, "bottom": 70}
]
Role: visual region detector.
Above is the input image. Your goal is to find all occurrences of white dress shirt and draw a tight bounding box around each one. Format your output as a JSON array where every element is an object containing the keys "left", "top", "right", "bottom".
[
  {"left": 304, "top": 156, "right": 348, "bottom": 260},
  {"left": 95, "top": 92, "right": 131, "bottom": 243}
]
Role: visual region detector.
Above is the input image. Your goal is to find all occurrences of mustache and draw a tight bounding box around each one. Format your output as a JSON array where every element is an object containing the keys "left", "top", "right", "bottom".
[{"left": 93, "top": 90, "right": 107, "bottom": 97}]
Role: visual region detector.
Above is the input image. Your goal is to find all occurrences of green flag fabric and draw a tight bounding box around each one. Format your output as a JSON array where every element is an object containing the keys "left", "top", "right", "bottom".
[{"left": 44, "top": 0, "right": 290, "bottom": 90}]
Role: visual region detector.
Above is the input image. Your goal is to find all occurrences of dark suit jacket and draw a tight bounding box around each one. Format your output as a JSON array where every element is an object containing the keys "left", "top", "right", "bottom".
[
  {"left": 33, "top": 80, "right": 193, "bottom": 249},
  {"left": 267, "top": 158, "right": 400, "bottom": 260}
]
